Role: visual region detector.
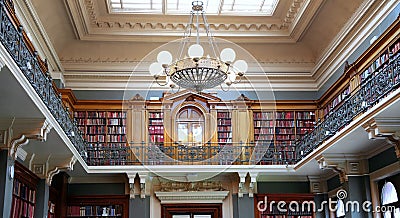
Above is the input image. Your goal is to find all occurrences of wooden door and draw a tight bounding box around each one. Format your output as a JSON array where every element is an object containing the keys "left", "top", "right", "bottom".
[{"left": 162, "top": 204, "right": 222, "bottom": 218}]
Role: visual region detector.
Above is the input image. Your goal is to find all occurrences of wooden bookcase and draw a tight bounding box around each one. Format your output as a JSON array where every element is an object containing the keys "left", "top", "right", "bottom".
[
  {"left": 255, "top": 194, "right": 315, "bottom": 218},
  {"left": 217, "top": 111, "right": 232, "bottom": 145},
  {"left": 148, "top": 111, "right": 164, "bottom": 144},
  {"left": 10, "top": 162, "right": 40, "bottom": 218},
  {"left": 74, "top": 111, "right": 127, "bottom": 165},
  {"left": 253, "top": 110, "right": 315, "bottom": 164},
  {"left": 67, "top": 195, "right": 129, "bottom": 218},
  {"left": 47, "top": 186, "right": 57, "bottom": 218}
]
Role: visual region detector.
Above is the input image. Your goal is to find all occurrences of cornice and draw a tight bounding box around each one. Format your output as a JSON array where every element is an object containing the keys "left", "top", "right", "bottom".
[
  {"left": 313, "top": 0, "right": 396, "bottom": 89},
  {"left": 14, "top": 0, "right": 64, "bottom": 72},
  {"left": 65, "top": 0, "right": 323, "bottom": 43}
]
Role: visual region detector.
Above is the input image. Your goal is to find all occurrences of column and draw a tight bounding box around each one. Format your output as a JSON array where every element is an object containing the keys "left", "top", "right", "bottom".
[
  {"left": 314, "top": 193, "right": 329, "bottom": 218},
  {"left": 344, "top": 175, "right": 373, "bottom": 218},
  {"left": 237, "top": 194, "right": 255, "bottom": 218},
  {"left": 34, "top": 179, "right": 49, "bottom": 218},
  {"left": 129, "top": 197, "right": 150, "bottom": 218},
  {"left": 0, "top": 150, "right": 13, "bottom": 218}
]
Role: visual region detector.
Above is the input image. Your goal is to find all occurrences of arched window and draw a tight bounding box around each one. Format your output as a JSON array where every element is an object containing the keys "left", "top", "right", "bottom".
[
  {"left": 336, "top": 199, "right": 345, "bottom": 217},
  {"left": 382, "top": 182, "right": 399, "bottom": 205},
  {"left": 176, "top": 107, "right": 204, "bottom": 145},
  {"left": 381, "top": 181, "right": 399, "bottom": 218}
]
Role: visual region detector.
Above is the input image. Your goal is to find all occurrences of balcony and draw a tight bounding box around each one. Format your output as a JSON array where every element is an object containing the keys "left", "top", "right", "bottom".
[{"left": 0, "top": 0, "right": 399, "bottom": 170}]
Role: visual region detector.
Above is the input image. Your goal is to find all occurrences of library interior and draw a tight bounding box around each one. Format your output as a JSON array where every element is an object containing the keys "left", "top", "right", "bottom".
[{"left": 0, "top": 0, "right": 400, "bottom": 217}]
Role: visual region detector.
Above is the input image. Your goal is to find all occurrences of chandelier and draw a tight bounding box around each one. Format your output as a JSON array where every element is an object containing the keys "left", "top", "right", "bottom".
[{"left": 149, "top": 1, "right": 248, "bottom": 92}]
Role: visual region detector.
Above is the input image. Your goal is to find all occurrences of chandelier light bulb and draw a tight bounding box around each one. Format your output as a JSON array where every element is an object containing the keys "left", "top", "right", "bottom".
[
  {"left": 188, "top": 44, "right": 204, "bottom": 58},
  {"left": 233, "top": 60, "right": 248, "bottom": 73},
  {"left": 149, "top": 62, "right": 163, "bottom": 76},
  {"left": 157, "top": 51, "right": 173, "bottom": 65},
  {"left": 228, "top": 72, "right": 237, "bottom": 82},
  {"left": 220, "top": 48, "right": 236, "bottom": 63}
]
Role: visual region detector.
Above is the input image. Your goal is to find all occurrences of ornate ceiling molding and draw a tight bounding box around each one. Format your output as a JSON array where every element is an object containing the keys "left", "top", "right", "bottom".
[
  {"left": 65, "top": 0, "right": 324, "bottom": 43},
  {"left": 155, "top": 191, "right": 229, "bottom": 204}
]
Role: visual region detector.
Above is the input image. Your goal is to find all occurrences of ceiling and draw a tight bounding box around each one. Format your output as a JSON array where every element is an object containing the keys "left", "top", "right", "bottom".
[{"left": 16, "top": 0, "right": 396, "bottom": 92}]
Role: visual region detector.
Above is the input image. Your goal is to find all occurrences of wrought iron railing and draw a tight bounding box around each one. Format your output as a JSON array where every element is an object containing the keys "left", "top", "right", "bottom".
[
  {"left": 295, "top": 52, "right": 400, "bottom": 161},
  {"left": 1, "top": 0, "right": 399, "bottom": 166},
  {"left": 85, "top": 141, "right": 292, "bottom": 166},
  {"left": 0, "top": 0, "right": 87, "bottom": 159}
]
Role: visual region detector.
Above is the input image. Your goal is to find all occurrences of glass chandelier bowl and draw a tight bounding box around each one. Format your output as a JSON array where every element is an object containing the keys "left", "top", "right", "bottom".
[{"left": 149, "top": 0, "right": 247, "bottom": 92}]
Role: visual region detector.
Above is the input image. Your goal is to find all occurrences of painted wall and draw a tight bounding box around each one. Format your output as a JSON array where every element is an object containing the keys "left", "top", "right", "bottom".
[
  {"left": 369, "top": 147, "right": 398, "bottom": 173},
  {"left": 257, "top": 182, "right": 310, "bottom": 194},
  {"left": 67, "top": 183, "right": 125, "bottom": 196}
]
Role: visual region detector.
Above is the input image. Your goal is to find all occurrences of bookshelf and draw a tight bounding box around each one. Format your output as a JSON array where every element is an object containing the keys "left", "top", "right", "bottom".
[
  {"left": 217, "top": 111, "right": 232, "bottom": 145},
  {"left": 74, "top": 111, "right": 127, "bottom": 165},
  {"left": 67, "top": 195, "right": 129, "bottom": 218},
  {"left": 253, "top": 110, "right": 315, "bottom": 163},
  {"left": 148, "top": 111, "right": 164, "bottom": 144},
  {"left": 47, "top": 186, "right": 57, "bottom": 218},
  {"left": 255, "top": 194, "right": 315, "bottom": 218},
  {"left": 320, "top": 85, "right": 350, "bottom": 118},
  {"left": 11, "top": 162, "right": 39, "bottom": 218},
  {"left": 47, "top": 200, "right": 55, "bottom": 218}
]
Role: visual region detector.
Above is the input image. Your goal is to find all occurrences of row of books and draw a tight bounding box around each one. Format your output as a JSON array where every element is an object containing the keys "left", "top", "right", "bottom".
[
  {"left": 150, "top": 134, "right": 164, "bottom": 142},
  {"left": 80, "top": 118, "right": 106, "bottom": 125},
  {"left": 218, "top": 138, "right": 232, "bottom": 143},
  {"left": 108, "top": 118, "right": 126, "bottom": 126},
  {"left": 87, "top": 135, "right": 106, "bottom": 142},
  {"left": 108, "top": 126, "right": 126, "bottom": 134},
  {"left": 217, "top": 112, "right": 231, "bottom": 118},
  {"left": 87, "top": 143, "right": 127, "bottom": 149},
  {"left": 87, "top": 150, "right": 127, "bottom": 159},
  {"left": 107, "top": 111, "right": 127, "bottom": 118},
  {"left": 85, "top": 126, "right": 106, "bottom": 134},
  {"left": 296, "top": 120, "right": 314, "bottom": 127},
  {"left": 254, "top": 112, "right": 274, "bottom": 120},
  {"left": 68, "top": 205, "right": 122, "bottom": 216},
  {"left": 275, "top": 128, "right": 294, "bottom": 134},
  {"left": 11, "top": 197, "right": 35, "bottom": 218},
  {"left": 255, "top": 120, "right": 275, "bottom": 127},
  {"left": 149, "top": 119, "right": 163, "bottom": 125},
  {"left": 218, "top": 132, "right": 232, "bottom": 139},
  {"left": 276, "top": 121, "right": 295, "bottom": 127},
  {"left": 297, "top": 128, "right": 314, "bottom": 135},
  {"left": 275, "top": 112, "right": 295, "bottom": 119},
  {"left": 86, "top": 135, "right": 126, "bottom": 143},
  {"left": 276, "top": 135, "right": 296, "bottom": 140},
  {"left": 295, "top": 111, "right": 315, "bottom": 119},
  {"left": 148, "top": 125, "right": 164, "bottom": 134},
  {"left": 74, "top": 111, "right": 126, "bottom": 119},
  {"left": 217, "top": 119, "right": 231, "bottom": 125},
  {"left": 217, "top": 126, "right": 232, "bottom": 132},
  {"left": 13, "top": 179, "right": 36, "bottom": 203},
  {"left": 322, "top": 86, "right": 350, "bottom": 117},
  {"left": 254, "top": 128, "right": 274, "bottom": 134},
  {"left": 149, "top": 112, "right": 163, "bottom": 119},
  {"left": 107, "top": 135, "right": 127, "bottom": 142},
  {"left": 255, "top": 135, "right": 274, "bottom": 141},
  {"left": 254, "top": 112, "right": 315, "bottom": 120},
  {"left": 87, "top": 159, "right": 128, "bottom": 165}
]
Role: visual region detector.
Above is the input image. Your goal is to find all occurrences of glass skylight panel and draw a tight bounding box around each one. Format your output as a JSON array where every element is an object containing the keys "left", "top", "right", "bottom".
[
  {"left": 110, "top": 0, "right": 162, "bottom": 13},
  {"left": 221, "top": 0, "right": 278, "bottom": 15},
  {"left": 109, "top": 0, "right": 278, "bottom": 15}
]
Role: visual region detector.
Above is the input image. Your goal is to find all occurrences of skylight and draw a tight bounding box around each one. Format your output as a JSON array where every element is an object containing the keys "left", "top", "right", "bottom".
[{"left": 109, "top": 0, "right": 279, "bottom": 16}]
